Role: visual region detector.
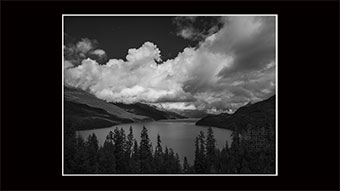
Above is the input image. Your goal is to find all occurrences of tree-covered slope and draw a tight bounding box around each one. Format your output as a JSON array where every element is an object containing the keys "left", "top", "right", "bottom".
[
  {"left": 64, "top": 86, "right": 150, "bottom": 121},
  {"left": 195, "top": 95, "right": 275, "bottom": 132},
  {"left": 64, "top": 100, "right": 134, "bottom": 130},
  {"left": 195, "top": 113, "right": 232, "bottom": 129}
]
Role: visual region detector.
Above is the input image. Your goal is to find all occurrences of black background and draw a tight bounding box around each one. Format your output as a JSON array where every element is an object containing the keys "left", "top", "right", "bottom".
[{"left": 1, "top": 0, "right": 339, "bottom": 190}]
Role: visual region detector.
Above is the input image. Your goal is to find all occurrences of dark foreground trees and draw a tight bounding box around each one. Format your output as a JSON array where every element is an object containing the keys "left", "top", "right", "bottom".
[
  {"left": 64, "top": 121, "right": 275, "bottom": 174},
  {"left": 193, "top": 126, "right": 275, "bottom": 174},
  {"left": 64, "top": 123, "right": 183, "bottom": 174}
]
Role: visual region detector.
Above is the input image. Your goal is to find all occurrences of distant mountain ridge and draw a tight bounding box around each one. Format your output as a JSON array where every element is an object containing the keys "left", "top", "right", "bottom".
[
  {"left": 113, "top": 102, "right": 186, "bottom": 121},
  {"left": 64, "top": 86, "right": 185, "bottom": 130},
  {"left": 170, "top": 109, "right": 208, "bottom": 119},
  {"left": 148, "top": 103, "right": 208, "bottom": 118},
  {"left": 195, "top": 95, "right": 275, "bottom": 132}
]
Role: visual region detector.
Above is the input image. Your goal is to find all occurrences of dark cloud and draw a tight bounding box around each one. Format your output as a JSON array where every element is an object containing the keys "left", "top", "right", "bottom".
[
  {"left": 172, "top": 16, "right": 223, "bottom": 41},
  {"left": 189, "top": 16, "right": 276, "bottom": 112},
  {"left": 215, "top": 17, "right": 276, "bottom": 78}
]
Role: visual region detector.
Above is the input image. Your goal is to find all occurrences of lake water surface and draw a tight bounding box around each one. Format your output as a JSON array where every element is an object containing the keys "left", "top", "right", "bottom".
[{"left": 77, "top": 118, "right": 233, "bottom": 165}]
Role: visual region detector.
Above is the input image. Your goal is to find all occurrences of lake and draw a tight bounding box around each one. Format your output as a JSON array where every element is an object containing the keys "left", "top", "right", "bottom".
[{"left": 76, "top": 118, "right": 233, "bottom": 165}]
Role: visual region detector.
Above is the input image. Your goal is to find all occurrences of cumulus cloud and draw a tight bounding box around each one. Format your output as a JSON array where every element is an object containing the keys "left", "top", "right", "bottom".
[
  {"left": 90, "top": 49, "right": 106, "bottom": 56},
  {"left": 64, "top": 16, "right": 276, "bottom": 113},
  {"left": 65, "top": 42, "right": 191, "bottom": 104},
  {"left": 126, "top": 42, "right": 161, "bottom": 63}
]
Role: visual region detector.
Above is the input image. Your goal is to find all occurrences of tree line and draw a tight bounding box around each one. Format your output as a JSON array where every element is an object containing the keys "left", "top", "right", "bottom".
[
  {"left": 192, "top": 124, "right": 275, "bottom": 174},
  {"left": 64, "top": 118, "right": 181, "bottom": 174},
  {"left": 64, "top": 118, "right": 275, "bottom": 174}
]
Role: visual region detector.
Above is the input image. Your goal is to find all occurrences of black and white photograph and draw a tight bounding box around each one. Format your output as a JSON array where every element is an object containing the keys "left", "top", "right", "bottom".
[
  {"left": 62, "top": 15, "right": 277, "bottom": 175},
  {"left": 1, "top": 0, "right": 339, "bottom": 190}
]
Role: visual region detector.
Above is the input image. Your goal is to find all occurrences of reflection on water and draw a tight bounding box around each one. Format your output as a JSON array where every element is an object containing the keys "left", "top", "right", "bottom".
[{"left": 77, "top": 118, "right": 233, "bottom": 165}]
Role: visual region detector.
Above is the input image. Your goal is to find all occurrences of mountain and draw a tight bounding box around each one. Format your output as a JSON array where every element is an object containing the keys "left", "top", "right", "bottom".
[
  {"left": 195, "top": 95, "right": 275, "bottom": 132},
  {"left": 64, "top": 86, "right": 152, "bottom": 130},
  {"left": 64, "top": 86, "right": 150, "bottom": 120},
  {"left": 112, "top": 102, "right": 186, "bottom": 120},
  {"left": 147, "top": 103, "right": 208, "bottom": 118},
  {"left": 64, "top": 100, "right": 135, "bottom": 130},
  {"left": 170, "top": 109, "right": 208, "bottom": 119},
  {"left": 64, "top": 86, "right": 186, "bottom": 130},
  {"left": 195, "top": 113, "right": 232, "bottom": 129}
]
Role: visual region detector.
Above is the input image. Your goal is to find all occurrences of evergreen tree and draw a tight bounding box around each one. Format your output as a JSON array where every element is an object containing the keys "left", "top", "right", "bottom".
[
  {"left": 113, "top": 127, "right": 127, "bottom": 173},
  {"left": 163, "top": 146, "right": 170, "bottom": 173},
  {"left": 126, "top": 126, "right": 134, "bottom": 158},
  {"left": 183, "top": 156, "right": 190, "bottom": 173},
  {"left": 174, "top": 153, "right": 182, "bottom": 173},
  {"left": 130, "top": 139, "right": 140, "bottom": 173},
  {"left": 217, "top": 140, "right": 230, "bottom": 173},
  {"left": 167, "top": 148, "right": 178, "bottom": 173},
  {"left": 139, "top": 126, "right": 153, "bottom": 173},
  {"left": 155, "top": 134, "right": 163, "bottom": 156},
  {"left": 229, "top": 131, "right": 241, "bottom": 173},
  {"left": 154, "top": 134, "right": 164, "bottom": 173},
  {"left": 198, "top": 131, "right": 206, "bottom": 156},
  {"left": 194, "top": 131, "right": 208, "bottom": 173},
  {"left": 231, "top": 131, "right": 240, "bottom": 150},
  {"left": 86, "top": 133, "right": 99, "bottom": 173},
  {"left": 72, "top": 135, "right": 90, "bottom": 173},
  {"left": 125, "top": 126, "right": 134, "bottom": 172},
  {"left": 132, "top": 139, "right": 139, "bottom": 159},
  {"left": 162, "top": 146, "right": 181, "bottom": 173},
  {"left": 98, "top": 137, "right": 116, "bottom": 173},
  {"left": 206, "top": 127, "right": 216, "bottom": 172},
  {"left": 199, "top": 131, "right": 208, "bottom": 173},
  {"left": 194, "top": 137, "right": 200, "bottom": 173}
]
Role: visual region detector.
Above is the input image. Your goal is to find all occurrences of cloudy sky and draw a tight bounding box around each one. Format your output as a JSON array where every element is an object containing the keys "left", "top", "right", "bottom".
[{"left": 64, "top": 16, "right": 276, "bottom": 114}]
